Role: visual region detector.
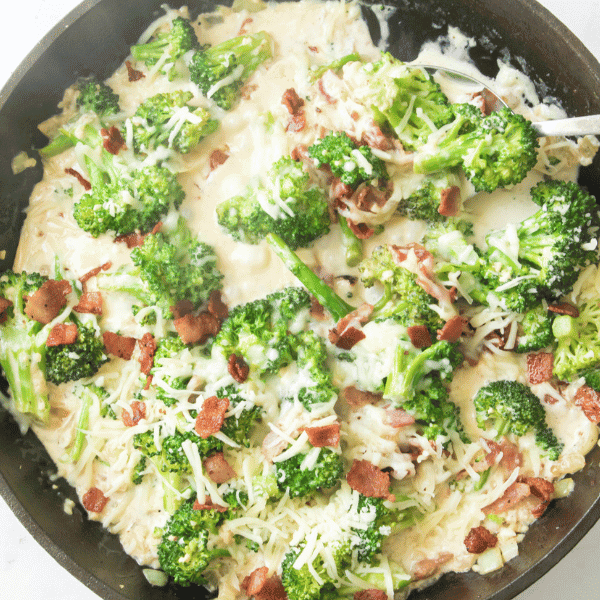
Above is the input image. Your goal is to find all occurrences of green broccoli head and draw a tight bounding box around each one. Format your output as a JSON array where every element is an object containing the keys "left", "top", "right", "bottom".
[
  {"left": 414, "top": 105, "right": 539, "bottom": 192},
  {"left": 189, "top": 31, "right": 272, "bottom": 110},
  {"left": 76, "top": 77, "right": 120, "bottom": 117},
  {"left": 131, "top": 91, "right": 218, "bottom": 154},
  {"left": 151, "top": 334, "right": 191, "bottom": 406},
  {"left": 215, "top": 384, "right": 262, "bottom": 446},
  {"left": 157, "top": 499, "right": 230, "bottom": 586},
  {"left": 308, "top": 131, "right": 388, "bottom": 188},
  {"left": 217, "top": 156, "right": 330, "bottom": 250},
  {"left": 131, "top": 16, "right": 199, "bottom": 80},
  {"left": 45, "top": 321, "right": 108, "bottom": 385},
  {"left": 473, "top": 380, "right": 562, "bottom": 460},
  {"left": 516, "top": 306, "right": 555, "bottom": 353}
]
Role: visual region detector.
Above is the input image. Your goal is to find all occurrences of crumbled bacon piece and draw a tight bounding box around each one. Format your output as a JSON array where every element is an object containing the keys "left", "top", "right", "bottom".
[
  {"left": 386, "top": 408, "right": 416, "bottom": 428},
  {"left": 138, "top": 333, "right": 156, "bottom": 376},
  {"left": 436, "top": 315, "right": 467, "bottom": 342},
  {"left": 101, "top": 126, "right": 126, "bottom": 155},
  {"left": 303, "top": 423, "right": 340, "bottom": 447},
  {"left": 82, "top": 487, "right": 109, "bottom": 513},
  {"left": 122, "top": 400, "right": 146, "bottom": 427},
  {"left": 125, "top": 60, "right": 144, "bottom": 81},
  {"left": 46, "top": 323, "right": 78, "bottom": 347},
  {"left": 73, "top": 291, "right": 103, "bottom": 315},
  {"left": 543, "top": 393, "right": 559, "bottom": 405},
  {"left": 209, "top": 148, "right": 229, "bottom": 171},
  {"left": 328, "top": 303, "right": 372, "bottom": 350},
  {"left": 346, "top": 459, "right": 395, "bottom": 501},
  {"left": 174, "top": 311, "right": 220, "bottom": 345},
  {"left": 114, "top": 222, "right": 162, "bottom": 248},
  {"left": 171, "top": 299, "right": 194, "bottom": 320},
  {"left": 282, "top": 88, "right": 305, "bottom": 115},
  {"left": 102, "top": 331, "right": 136, "bottom": 360},
  {"left": 247, "top": 575, "right": 288, "bottom": 600},
  {"left": 527, "top": 352, "right": 554, "bottom": 385},
  {"left": 291, "top": 144, "right": 310, "bottom": 162},
  {"left": 520, "top": 476, "right": 554, "bottom": 503},
  {"left": 438, "top": 186, "right": 461, "bottom": 217},
  {"left": 208, "top": 290, "right": 229, "bottom": 321},
  {"left": 25, "top": 279, "right": 72, "bottom": 324},
  {"left": 485, "top": 439, "right": 522, "bottom": 472},
  {"left": 242, "top": 567, "right": 269, "bottom": 596},
  {"left": 483, "top": 482, "right": 531, "bottom": 514},
  {"left": 548, "top": 302, "right": 579, "bottom": 317},
  {"left": 464, "top": 526, "right": 498, "bottom": 554},
  {"left": 203, "top": 452, "right": 237, "bottom": 484},
  {"left": 342, "top": 386, "right": 382, "bottom": 410},
  {"left": 286, "top": 112, "right": 306, "bottom": 132},
  {"left": 309, "top": 297, "right": 327, "bottom": 321},
  {"left": 354, "top": 590, "right": 387, "bottom": 600},
  {"left": 574, "top": 385, "right": 600, "bottom": 423},
  {"left": 407, "top": 325, "right": 431, "bottom": 348},
  {"left": 361, "top": 124, "right": 393, "bottom": 151},
  {"left": 78, "top": 262, "right": 111, "bottom": 287},
  {"left": 228, "top": 353, "right": 250, "bottom": 383},
  {"left": 65, "top": 167, "right": 91, "bottom": 190},
  {"left": 195, "top": 396, "right": 230, "bottom": 439},
  {"left": 0, "top": 297, "right": 13, "bottom": 323},
  {"left": 346, "top": 220, "right": 374, "bottom": 240},
  {"left": 317, "top": 77, "right": 336, "bottom": 104},
  {"left": 412, "top": 552, "right": 453, "bottom": 581},
  {"left": 349, "top": 184, "right": 390, "bottom": 213},
  {"left": 330, "top": 178, "right": 354, "bottom": 203},
  {"left": 238, "top": 16, "right": 253, "bottom": 34},
  {"left": 193, "top": 498, "right": 228, "bottom": 512}
]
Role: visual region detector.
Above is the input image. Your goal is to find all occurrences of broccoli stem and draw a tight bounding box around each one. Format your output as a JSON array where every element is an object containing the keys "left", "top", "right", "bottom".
[
  {"left": 338, "top": 217, "right": 363, "bottom": 267},
  {"left": 266, "top": 233, "right": 354, "bottom": 322},
  {"left": 473, "top": 466, "right": 491, "bottom": 491},
  {"left": 68, "top": 389, "right": 93, "bottom": 462},
  {"left": 39, "top": 130, "right": 77, "bottom": 159}
]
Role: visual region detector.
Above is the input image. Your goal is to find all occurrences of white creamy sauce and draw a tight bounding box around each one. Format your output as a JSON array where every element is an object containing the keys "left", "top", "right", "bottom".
[{"left": 4, "top": 2, "right": 600, "bottom": 599}]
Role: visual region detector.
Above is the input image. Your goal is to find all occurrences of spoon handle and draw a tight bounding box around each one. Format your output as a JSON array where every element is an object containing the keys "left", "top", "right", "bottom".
[{"left": 533, "top": 115, "right": 600, "bottom": 137}]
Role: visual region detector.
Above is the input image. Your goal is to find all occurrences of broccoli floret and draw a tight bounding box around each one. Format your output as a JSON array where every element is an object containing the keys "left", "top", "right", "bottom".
[
  {"left": 582, "top": 368, "right": 600, "bottom": 392},
  {"left": 73, "top": 152, "right": 185, "bottom": 237},
  {"left": 281, "top": 540, "right": 351, "bottom": 600},
  {"left": 414, "top": 105, "right": 539, "bottom": 192},
  {"left": 67, "top": 384, "right": 108, "bottom": 462},
  {"left": 309, "top": 53, "right": 360, "bottom": 82},
  {"left": 216, "top": 156, "right": 330, "bottom": 249},
  {"left": 45, "top": 321, "right": 108, "bottom": 385},
  {"left": 359, "top": 244, "right": 443, "bottom": 332},
  {"left": 76, "top": 77, "right": 120, "bottom": 116},
  {"left": 0, "top": 271, "right": 52, "bottom": 424},
  {"left": 308, "top": 131, "right": 388, "bottom": 188},
  {"left": 552, "top": 300, "right": 600, "bottom": 381},
  {"left": 131, "top": 91, "right": 218, "bottom": 154},
  {"left": 516, "top": 306, "right": 555, "bottom": 353},
  {"left": 215, "top": 384, "right": 262, "bottom": 445},
  {"left": 396, "top": 169, "right": 462, "bottom": 223},
  {"left": 189, "top": 32, "right": 272, "bottom": 110},
  {"left": 98, "top": 217, "right": 223, "bottom": 317},
  {"left": 157, "top": 498, "right": 230, "bottom": 586},
  {"left": 151, "top": 334, "right": 191, "bottom": 406},
  {"left": 275, "top": 447, "right": 343, "bottom": 498},
  {"left": 131, "top": 16, "right": 199, "bottom": 80},
  {"left": 473, "top": 380, "right": 562, "bottom": 460},
  {"left": 338, "top": 216, "right": 363, "bottom": 267},
  {"left": 346, "top": 54, "right": 454, "bottom": 151}
]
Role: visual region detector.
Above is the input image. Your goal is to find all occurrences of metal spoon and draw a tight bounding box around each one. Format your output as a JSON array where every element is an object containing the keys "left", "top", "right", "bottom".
[{"left": 416, "top": 64, "right": 600, "bottom": 138}]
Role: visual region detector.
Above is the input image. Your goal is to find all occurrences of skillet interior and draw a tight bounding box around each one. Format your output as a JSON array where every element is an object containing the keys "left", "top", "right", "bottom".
[{"left": 1, "top": 1, "right": 600, "bottom": 599}]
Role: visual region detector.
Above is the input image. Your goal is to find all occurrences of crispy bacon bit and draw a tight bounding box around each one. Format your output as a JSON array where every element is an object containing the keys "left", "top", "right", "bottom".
[
  {"left": 309, "top": 297, "right": 327, "bottom": 321},
  {"left": 436, "top": 315, "right": 467, "bottom": 342},
  {"left": 308, "top": 45, "right": 318, "bottom": 52},
  {"left": 342, "top": 386, "right": 382, "bottom": 410},
  {"left": 412, "top": 553, "right": 453, "bottom": 581},
  {"left": 241, "top": 83, "right": 258, "bottom": 101},
  {"left": 350, "top": 184, "right": 390, "bottom": 213},
  {"left": 193, "top": 498, "right": 228, "bottom": 512},
  {"left": 242, "top": 567, "right": 269, "bottom": 596},
  {"left": 303, "top": 423, "right": 340, "bottom": 447},
  {"left": 407, "top": 325, "right": 431, "bottom": 349},
  {"left": 195, "top": 396, "right": 230, "bottom": 439},
  {"left": 464, "top": 526, "right": 498, "bottom": 554},
  {"left": 328, "top": 303, "right": 372, "bottom": 350},
  {"left": 144, "top": 375, "right": 153, "bottom": 390},
  {"left": 102, "top": 331, "right": 136, "bottom": 360},
  {"left": 574, "top": 385, "right": 600, "bottom": 423},
  {"left": 251, "top": 576, "right": 287, "bottom": 600},
  {"left": 346, "top": 220, "right": 374, "bottom": 240},
  {"left": 386, "top": 408, "right": 416, "bottom": 428},
  {"left": 238, "top": 16, "right": 253, "bottom": 34},
  {"left": 291, "top": 144, "right": 310, "bottom": 162},
  {"left": 438, "top": 186, "right": 461, "bottom": 217},
  {"left": 122, "top": 400, "right": 146, "bottom": 427},
  {"left": 286, "top": 112, "right": 306, "bottom": 132},
  {"left": 354, "top": 590, "right": 387, "bottom": 600},
  {"left": 485, "top": 439, "right": 522, "bottom": 472},
  {"left": 174, "top": 312, "right": 220, "bottom": 345},
  {"left": 548, "top": 302, "right": 579, "bottom": 318},
  {"left": 171, "top": 299, "right": 194, "bottom": 320},
  {"left": 282, "top": 88, "right": 305, "bottom": 115},
  {"left": 228, "top": 353, "right": 250, "bottom": 383},
  {"left": 346, "top": 459, "right": 395, "bottom": 501},
  {"left": 25, "top": 279, "right": 72, "bottom": 324},
  {"left": 544, "top": 393, "right": 558, "bottom": 405},
  {"left": 115, "top": 222, "right": 161, "bottom": 248},
  {"left": 82, "top": 487, "right": 109, "bottom": 513},
  {"left": 318, "top": 77, "right": 336, "bottom": 104},
  {"left": 486, "top": 327, "right": 510, "bottom": 350},
  {"left": 46, "top": 323, "right": 78, "bottom": 347},
  {"left": 330, "top": 178, "right": 354, "bottom": 202},
  {"left": 527, "top": 352, "right": 554, "bottom": 385},
  {"left": 0, "top": 297, "right": 13, "bottom": 323},
  {"left": 209, "top": 148, "right": 229, "bottom": 171},
  {"left": 126, "top": 60, "right": 145, "bottom": 81},
  {"left": 73, "top": 291, "right": 103, "bottom": 315},
  {"left": 361, "top": 124, "right": 393, "bottom": 151},
  {"left": 101, "top": 126, "right": 126, "bottom": 155},
  {"left": 203, "top": 452, "right": 237, "bottom": 484},
  {"left": 520, "top": 476, "right": 554, "bottom": 503},
  {"left": 138, "top": 333, "right": 156, "bottom": 376},
  {"left": 483, "top": 482, "right": 531, "bottom": 514},
  {"left": 208, "top": 290, "right": 229, "bottom": 321},
  {"left": 79, "top": 262, "right": 111, "bottom": 287},
  {"left": 65, "top": 167, "right": 91, "bottom": 190}
]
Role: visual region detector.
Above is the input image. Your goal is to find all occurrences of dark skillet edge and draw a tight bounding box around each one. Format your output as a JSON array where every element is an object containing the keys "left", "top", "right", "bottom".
[{"left": 1, "top": 0, "right": 600, "bottom": 599}]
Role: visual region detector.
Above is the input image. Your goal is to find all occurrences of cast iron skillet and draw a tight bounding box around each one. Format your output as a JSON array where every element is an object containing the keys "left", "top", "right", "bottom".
[{"left": 1, "top": 0, "right": 600, "bottom": 599}]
